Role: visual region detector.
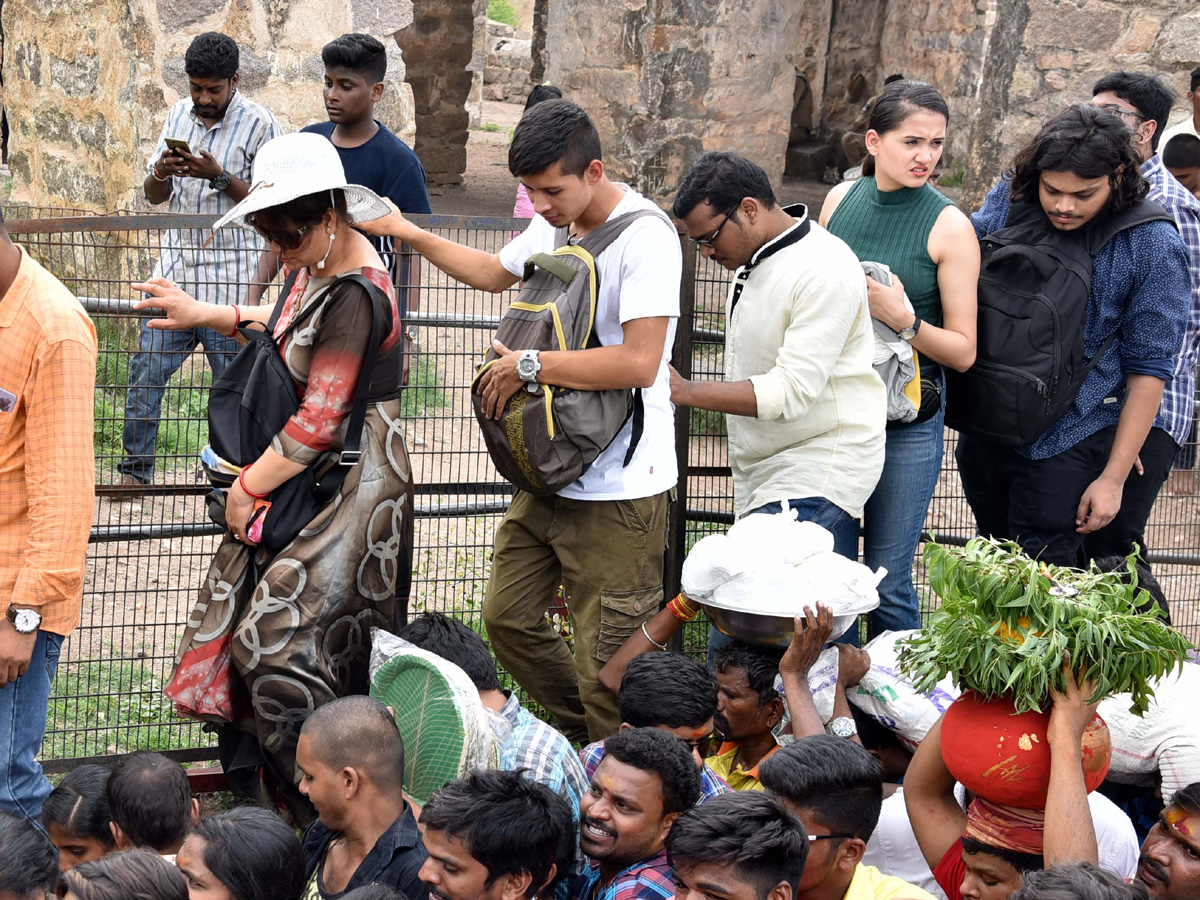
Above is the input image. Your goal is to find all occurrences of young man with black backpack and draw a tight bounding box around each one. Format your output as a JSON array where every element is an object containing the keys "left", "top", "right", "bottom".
[
  {"left": 949, "top": 104, "right": 1190, "bottom": 567},
  {"left": 361, "top": 99, "right": 681, "bottom": 743}
]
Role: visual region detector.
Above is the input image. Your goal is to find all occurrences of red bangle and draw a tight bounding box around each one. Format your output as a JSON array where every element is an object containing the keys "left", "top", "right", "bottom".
[
  {"left": 238, "top": 464, "right": 270, "bottom": 499},
  {"left": 226, "top": 305, "right": 241, "bottom": 338}
]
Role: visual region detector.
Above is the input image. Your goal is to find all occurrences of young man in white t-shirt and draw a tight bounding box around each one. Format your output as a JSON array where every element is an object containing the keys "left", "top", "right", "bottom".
[{"left": 361, "top": 100, "right": 681, "bottom": 743}]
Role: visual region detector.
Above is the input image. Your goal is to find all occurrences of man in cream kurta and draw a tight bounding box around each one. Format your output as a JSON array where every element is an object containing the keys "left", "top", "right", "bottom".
[{"left": 670, "top": 151, "right": 886, "bottom": 562}]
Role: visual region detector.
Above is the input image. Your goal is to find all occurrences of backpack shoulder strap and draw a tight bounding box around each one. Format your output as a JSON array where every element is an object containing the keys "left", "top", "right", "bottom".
[
  {"left": 1086, "top": 199, "right": 1176, "bottom": 256},
  {"left": 576, "top": 209, "right": 673, "bottom": 258},
  {"left": 552, "top": 225, "right": 571, "bottom": 250},
  {"left": 261, "top": 269, "right": 300, "bottom": 332}
]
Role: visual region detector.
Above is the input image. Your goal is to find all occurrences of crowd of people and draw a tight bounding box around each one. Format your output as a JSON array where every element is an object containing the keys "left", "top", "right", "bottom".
[{"left": 0, "top": 18, "right": 1199, "bottom": 900}]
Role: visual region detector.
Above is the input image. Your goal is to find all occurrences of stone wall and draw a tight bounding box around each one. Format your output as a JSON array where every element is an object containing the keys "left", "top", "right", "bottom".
[
  {"left": 3, "top": 0, "right": 416, "bottom": 211},
  {"left": 963, "top": 0, "right": 1199, "bottom": 207},
  {"left": 483, "top": 19, "right": 532, "bottom": 103},
  {"left": 544, "top": 0, "right": 808, "bottom": 201}
]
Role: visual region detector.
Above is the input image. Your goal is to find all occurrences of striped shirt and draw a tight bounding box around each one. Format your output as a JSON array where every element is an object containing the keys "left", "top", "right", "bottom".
[
  {"left": 0, "top": 248, "right": 96, "bottom": 636},
  {"left": 147, "top": 91, "right": 283, "bottom": 305},
  {"left": 579, "top": 740, "right": 732, "bottom": 802},
  {"left": 569, "top": 851, "right": 675, "bottom": 900},
  {"left": 1142, "top": 155, "right": 1200, "bottom": 447}
]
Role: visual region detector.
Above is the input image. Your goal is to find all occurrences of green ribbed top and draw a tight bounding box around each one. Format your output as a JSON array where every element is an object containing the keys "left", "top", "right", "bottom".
[{"left": 826, "top": 176, "right": 953, "bottom": 328}]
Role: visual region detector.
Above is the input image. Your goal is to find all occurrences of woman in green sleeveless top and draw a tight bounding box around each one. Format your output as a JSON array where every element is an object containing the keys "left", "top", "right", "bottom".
[{"left": 820, "top": 81, "right": 980, "bottom": 638}]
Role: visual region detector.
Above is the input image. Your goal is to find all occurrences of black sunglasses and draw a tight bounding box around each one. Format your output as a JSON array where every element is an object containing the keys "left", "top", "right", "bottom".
[
  {"left": 687, "top": 203, "right": 741, "bottom": 248},
  {"left": 246, "top": 215, "right": 312, "bottom": 251},
  {"left": 678, "top": 731, "right": 718, "bottom": 759}
]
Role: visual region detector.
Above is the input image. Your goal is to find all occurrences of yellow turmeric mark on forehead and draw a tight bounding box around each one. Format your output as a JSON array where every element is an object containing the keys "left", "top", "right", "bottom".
[{"left": 1166, "top": 807, "right": 1200, "bottom": 838}]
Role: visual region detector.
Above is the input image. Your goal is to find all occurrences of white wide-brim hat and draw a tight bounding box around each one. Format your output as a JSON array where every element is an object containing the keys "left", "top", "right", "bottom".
[{"left": 213, "top": 132, "right": 393, "bottom": 233}]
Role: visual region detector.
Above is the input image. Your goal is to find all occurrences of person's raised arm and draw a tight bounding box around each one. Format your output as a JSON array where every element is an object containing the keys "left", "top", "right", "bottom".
[
  {"left": 778, "top": 606, "right": 835, "bottom": 739},
  {"left": 359, "top": 202, "right": 520, "bottom": 294},
  {"left": 904, "top": 716, "right": 968, "bottom": 869},
  {"left": 133, "top": 278, "right": 276, "bottom": 334},
  {"left": 597, "top": 593, "right": 701, "bottom": 695},
  {"left": 1043, "top": 660, "right": 1101, "bottom": 867}
]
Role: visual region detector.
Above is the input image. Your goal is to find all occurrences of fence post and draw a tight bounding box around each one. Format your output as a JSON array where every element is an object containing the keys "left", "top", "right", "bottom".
[{"left": 664, "top": 232, "right": 698, "bottom": 629}]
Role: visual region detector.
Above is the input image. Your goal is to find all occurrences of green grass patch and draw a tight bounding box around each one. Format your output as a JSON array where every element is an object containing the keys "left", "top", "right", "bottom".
[
  {"left": 481, "top": 123, "right": 504, "bottom": 134},
  {"left": 45, "top": 655, "right": 206, "bottom": 760},
  {"left": 938, "top": 168, "right": 965, "bottom": 189},
  {"left": 488, "top": 0, "right": 519, "bottom": 25},
  {"left": 401, "top": 354, "right": 449, "bottom": 417}
]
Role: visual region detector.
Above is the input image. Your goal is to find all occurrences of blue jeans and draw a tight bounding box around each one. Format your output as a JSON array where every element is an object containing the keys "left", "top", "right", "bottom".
[
  {"left": 861, "top": 403, "right": 945, "bottom": 639},
  {"left": 0, "top": 631, "right": 64, "bottom": 819},
  {"left": 119, "top": 322, "right": 239, "bottom": 482},
  {"left": 709, "top": 496, "right": 859, "bottom": 658}
]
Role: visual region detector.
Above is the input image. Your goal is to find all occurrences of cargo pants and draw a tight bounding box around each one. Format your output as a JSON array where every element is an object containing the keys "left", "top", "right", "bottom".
[{"left": 482, "top": 489, "right": 669, "bottom": 743}]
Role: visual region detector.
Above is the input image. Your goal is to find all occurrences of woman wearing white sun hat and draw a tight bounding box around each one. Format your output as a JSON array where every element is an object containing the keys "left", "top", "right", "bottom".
[{"left": 136, "top": 132, "right": 413, "bottom": 820}]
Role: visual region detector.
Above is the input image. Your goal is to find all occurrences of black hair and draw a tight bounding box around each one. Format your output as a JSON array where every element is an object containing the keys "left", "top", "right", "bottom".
[
  {"left": 190, "top": 807, "right": 307, "bottom": 900},
  {"left": 43, "top": 764, "right": 115, "bottom": 848},
  {"left": 867, "top": 80, "right": 949, "bottom": 135},
  {"left": 602, "top": 727, "right": 701, "bottom": 816},
  {"left": 63, "top": 848, "right": 189, "bottom": 900},
  {"left": 300, "top": 695, "right": 406, "bottom": 792},
  {"left": 1165, "top": 134, "right": 1200, "bottom": 169},
  {"left": 421, "top": 770, "right": 572, "bottom": 899},
  {"left": 884, "top": 73, "right": 905, "bottom": 85},
  {"left": 185, "top": 32, "right": 239, "bottom": 81},
  {"left": 1008, "top": 104, "right": 1148, "bottom": 214},
  {"left": 322, "top": 33, "right": 388, "bottom": 85},
  {"left": 667, "top": 793, "right": 809, "bottom": 900},
  {"left": 525, "top": 84, "right": 564, "bottom": 112},
  {"left": 508, "top": 99, "right": 602, "bottom": 178},
  {"left": 619, "top": 653, "right": 718, "bottom": 730},
  {"left": 712, "top": 642, "right": 784, "bottom": 707},
  {"left": 1172, "top": 781, "right": 1200, "bottom": 812},
  {"left": 107, "top": 751, "right": 192, "bottom": 853},
  {"left": 0, "top": 811, "right": 59, "bottom": 898},
  {"left": 1092, "top": 71, "right": 1175, "bottom": 151},
  {"left": 671, "top": 151, "right": 777, "bottom": 220},
  {"left": 1090, "top": 556, "right": 1171, "bottom": 624},
  {"left": 396, "top": 612, "right": 502, "bottom": 692},
  {"left": 1011, "top": 862, "right": 1147, "bottom": 900},
  {"left": 961, "top": 836, "right": 1044, "bottom": 874},
  {"left": 1191, "top": 66, "right": 1200, "bottom": 93},
  {"left": 248, "top": 188, "right": 349, "bottom": 233},
  {"left": 340, "top": 888, "right": 411, "bottom": 900},
  {"left": 759, "top": 736, "right": 884, "bottom": 839}
]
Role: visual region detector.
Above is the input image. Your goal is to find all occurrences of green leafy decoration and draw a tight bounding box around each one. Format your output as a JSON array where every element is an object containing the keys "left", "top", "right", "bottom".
[{"left": 897, "top": 538, "right": 1192, "bottom": 715}]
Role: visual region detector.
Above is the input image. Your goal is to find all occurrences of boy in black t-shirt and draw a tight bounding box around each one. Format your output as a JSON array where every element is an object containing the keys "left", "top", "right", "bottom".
[{"left": 302, "top": 33, "right": 431, "bottom": 383}]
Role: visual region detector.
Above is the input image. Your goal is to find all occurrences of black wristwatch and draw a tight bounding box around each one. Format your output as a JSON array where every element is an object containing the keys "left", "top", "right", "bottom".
[
  {"left": 898, "top": 315, "right": 923, "bottom": 341},
  {"left": 209, "top": 171, "right": 232, "bottom": 192}
]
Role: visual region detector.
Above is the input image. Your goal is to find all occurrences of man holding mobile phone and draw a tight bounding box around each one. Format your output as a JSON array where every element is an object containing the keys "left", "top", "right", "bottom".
[{"left": 120, "top": 32, "right": 283, "bottom": 495}]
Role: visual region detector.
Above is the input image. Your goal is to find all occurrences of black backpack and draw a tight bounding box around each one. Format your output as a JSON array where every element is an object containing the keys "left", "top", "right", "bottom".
[
  {"left": 207, "top": 271, "right": 390, "bottom": 551},
  {"left": 944, "top": 198, "right": 1174, "bottom": 447}
]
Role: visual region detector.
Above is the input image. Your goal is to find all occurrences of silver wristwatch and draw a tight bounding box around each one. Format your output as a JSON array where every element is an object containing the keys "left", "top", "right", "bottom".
[
  {"left": 516, "top": 349, "right": 542, "bottom": 390},
  {"left": 898, "top": 316, "right": 922, "bottom": 341},
  {"left": 827, "top": 716, "right": 858, "bottom": 739},
  {"left": 6, "top": 606, "right": 42, "bottom": 635}
]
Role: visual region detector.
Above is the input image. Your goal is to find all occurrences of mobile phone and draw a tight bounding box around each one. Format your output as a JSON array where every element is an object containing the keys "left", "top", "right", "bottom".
[{"left": 164, "top": 137, "right": 192, "bottom": 155}]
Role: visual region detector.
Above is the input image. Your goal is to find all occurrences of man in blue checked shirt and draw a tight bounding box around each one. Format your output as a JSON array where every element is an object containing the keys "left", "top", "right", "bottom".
[
  {"left": 580, "top": 653, "right": 731, "bottom": 802},
  {"left": 1085, "top": 73, "right": 1200, "bottom": 562},
  {"left": 571, "top": 729, "right": 700, "bottom": 900},
  {"left": 397, "top": 613, "right": 588, "bottom": 899},
  {"left": 119, "top": 32, "right": 282, "bottom": 491}
]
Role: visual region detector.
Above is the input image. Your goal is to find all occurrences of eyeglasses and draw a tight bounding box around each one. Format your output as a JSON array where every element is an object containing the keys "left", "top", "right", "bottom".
[
  {"left": 247, "top": 215, "right": 311, "bottom": 251},
  {"left": 808, "top": 833, "right": 855, "bottom": 843},
  {"left": 687, "top": 203, "right": 741, "bottom": 247},
  {"left": 678, "top": 731, "right": 719, "bottom": 759},
  {"left": 1096, "top": 103, "right": 1147, "bottom": 124}
]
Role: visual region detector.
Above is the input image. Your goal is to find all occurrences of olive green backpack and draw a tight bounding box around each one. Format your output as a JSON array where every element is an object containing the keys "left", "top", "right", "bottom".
[{"left": 472, "top": 209, "right": 669, "bottom": 496}]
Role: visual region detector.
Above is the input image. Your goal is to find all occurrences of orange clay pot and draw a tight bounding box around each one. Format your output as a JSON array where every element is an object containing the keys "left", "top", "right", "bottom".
[{"left": 940, "top": 690, "right": 1111, "bottom": 809}]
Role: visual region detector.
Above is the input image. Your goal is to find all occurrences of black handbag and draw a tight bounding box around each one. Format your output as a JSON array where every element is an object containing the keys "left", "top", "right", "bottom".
[{"left": 207, "top": 271, "right": 390, "bottom": 552}]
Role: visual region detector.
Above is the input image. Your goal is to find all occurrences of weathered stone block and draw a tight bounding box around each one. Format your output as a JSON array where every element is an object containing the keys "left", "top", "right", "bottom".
[
  {"left": 784, "top": 140, "right": 834, "bottom": 179},
  {"left": 156, "top": 0, "right": 224, "bottom": 31},
  {"left": 1036, "top": 52, "right": 1073, "bottom": 70},
  {"left": 1043, "top": 69, "right": 1068, "bottom": 90},
  {"left": 350, "top": 0, "right": 414, "bottom": 34},
  {"left": 1119, "top": 15, "right": 1163, "bottom": 54},
  {"left": 1157, "top": 11, "right": 1200, "bottom": 65},
  {"left": 49, "top": 53, "right": 100, "bottom": 98},
  {"left": 1024, "top": 0, "right": 1123, "bottom": 51},
  {"left": 42, "top": 155, "right": 108, "bottom": 210}
]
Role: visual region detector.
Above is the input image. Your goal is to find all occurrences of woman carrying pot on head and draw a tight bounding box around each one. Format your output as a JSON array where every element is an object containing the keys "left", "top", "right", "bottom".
[
  {"left": 819, "top": 80, "right": 980, "bottom": 639},
  {"left": 138, "top": 132, "right": 414, "bottom": 821}
]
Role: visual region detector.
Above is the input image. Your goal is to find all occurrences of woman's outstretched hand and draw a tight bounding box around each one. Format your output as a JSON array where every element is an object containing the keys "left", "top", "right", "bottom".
[{"left": 132, "top": 278, "right": 209, "bottom": 331}]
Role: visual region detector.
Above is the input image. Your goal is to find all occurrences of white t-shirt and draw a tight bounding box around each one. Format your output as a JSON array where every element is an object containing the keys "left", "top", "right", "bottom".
[
  {"left": 1161, "top": 116, "right": 1200, "bottom": 152},
  {"left": 497, "top": 185, "right": 681, "bottom": 501}
]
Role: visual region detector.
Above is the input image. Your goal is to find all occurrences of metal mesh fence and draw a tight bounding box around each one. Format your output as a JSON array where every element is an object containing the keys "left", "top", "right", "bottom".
[{"left": 6, "top": 210, "right": 1198, "bottom": 769}]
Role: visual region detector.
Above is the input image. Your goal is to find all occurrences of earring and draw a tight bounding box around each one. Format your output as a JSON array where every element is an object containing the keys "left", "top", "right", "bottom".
[{"left": 317, "top": 232, "right": 335, "bottom": 270}]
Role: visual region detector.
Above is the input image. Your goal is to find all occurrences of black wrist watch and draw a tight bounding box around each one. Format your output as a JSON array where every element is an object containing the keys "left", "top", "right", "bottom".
[
  {"left": 210, "top": 171, "right": 232, "bottom": 192},
  {"left": 898, "top": 315, "right": 923, "bottom": 341}
]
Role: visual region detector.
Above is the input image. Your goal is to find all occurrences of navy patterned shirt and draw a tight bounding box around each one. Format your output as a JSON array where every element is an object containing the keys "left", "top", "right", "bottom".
[{"left": 971, "top": 178, "right": 1191, "bottom": 460}]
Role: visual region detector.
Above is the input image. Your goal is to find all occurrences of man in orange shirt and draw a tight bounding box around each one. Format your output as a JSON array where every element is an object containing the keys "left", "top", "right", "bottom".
[{"left": 0, "top": 211, "right": 96, "bottom": 818}]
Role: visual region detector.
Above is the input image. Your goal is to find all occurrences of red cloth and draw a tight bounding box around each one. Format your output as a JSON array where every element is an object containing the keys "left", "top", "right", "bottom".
[
  {"left": 933, "top": 840, "right": 966, "bottom": 900},
  {"left": 964, "top": 797, "right": 1045, "bottom": 855}
]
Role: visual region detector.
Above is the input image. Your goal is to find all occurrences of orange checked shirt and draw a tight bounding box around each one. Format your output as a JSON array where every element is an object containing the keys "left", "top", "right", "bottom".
[{"left": 0, "top": 246, "right": 96, "bottom": 636}]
